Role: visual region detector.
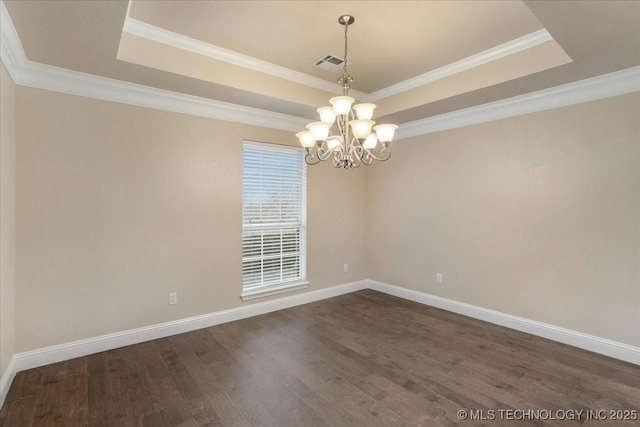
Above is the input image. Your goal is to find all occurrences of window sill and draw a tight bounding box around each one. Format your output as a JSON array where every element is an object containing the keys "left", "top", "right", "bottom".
[{"left": 241, "top": 281, "right": 309, "bottom": 301}]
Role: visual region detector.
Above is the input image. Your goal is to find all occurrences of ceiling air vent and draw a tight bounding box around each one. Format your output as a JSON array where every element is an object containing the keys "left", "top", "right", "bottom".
[{"left": 312, "top": 55, "right": 345, "bottom": 72}]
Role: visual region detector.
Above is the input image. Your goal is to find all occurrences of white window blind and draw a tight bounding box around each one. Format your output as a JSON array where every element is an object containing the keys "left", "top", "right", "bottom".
[{"left": 242, "top": 142, "right": 306, "bottom": 294}]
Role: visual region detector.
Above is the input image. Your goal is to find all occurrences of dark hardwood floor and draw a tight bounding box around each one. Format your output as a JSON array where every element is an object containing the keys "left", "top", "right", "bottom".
[{"left": 1, "top": 290, "right": 639, "bottom": 426}]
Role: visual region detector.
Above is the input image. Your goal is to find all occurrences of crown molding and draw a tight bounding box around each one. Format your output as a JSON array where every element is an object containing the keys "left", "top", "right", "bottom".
[
  {"left": 19, "top": 61, "right": 309, "bottom": 131},
  {"left": 396, "top": 65, "right": 640, "bottom": 140},
  {"left": 0, "top": 3, "right": 307, "bottom": 132},
  {"left": 367, "top": 29, "right": 553, "bottom": 101},
  {"left": 0, "top": 0, "right": 26, "bottom": 81},
  {"left": 122, "top": 17, "right": 369, "bottom": 101},
  {"left": 122, "top": 15, "right": 552, "bottom": 103},
  {"left": 2, "top": 1, "right": 639, "bottom": 140}
]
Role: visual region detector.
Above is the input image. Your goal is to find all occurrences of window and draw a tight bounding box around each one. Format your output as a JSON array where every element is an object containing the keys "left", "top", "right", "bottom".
[{"left": 241, "top": 141, "right": 307, "bottom": 300}]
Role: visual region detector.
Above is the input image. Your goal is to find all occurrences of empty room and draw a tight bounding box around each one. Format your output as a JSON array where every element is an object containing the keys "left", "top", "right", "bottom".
[{"left": 1, "top": 0, "right": 639, "bottom": 425}]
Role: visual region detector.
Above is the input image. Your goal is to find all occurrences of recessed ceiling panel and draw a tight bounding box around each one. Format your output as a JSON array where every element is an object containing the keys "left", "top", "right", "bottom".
[
  {"left": 6, "top": 0, "right": 637, "bottom": 125},
  {"left": 128, "top": 0, "right": 545, "bottom": 93},
  {"left": 119, "top": 1, "right": 572, "bottom": 117}
]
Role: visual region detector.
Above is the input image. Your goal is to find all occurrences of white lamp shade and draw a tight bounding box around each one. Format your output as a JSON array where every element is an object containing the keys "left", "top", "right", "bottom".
[
  {"left": 329, "top": 96, "right": 355, "bottom": 115},
  {"left": 349, "top": 119, "right": 375, "bottom": 139},
  {"left": 363, "top": 133, "right": 378, "bottom": 149},
  {"left": 296, "top": 131, "right": 315, "bottom": 148},
  {"left": 353, "top": 103, "right": 377, "bottom": 120},
  {"left": 373, "top": 124, "right": 398, "bottom": 143},
  {"left": 306, "top": 122, "right": 330, "bottom": 141},
  {"left": 317, "top": 107, "right": 336, "bottom": 124},
  {"left": 327, "top": 136, "right": 342, "bottom": 151}
]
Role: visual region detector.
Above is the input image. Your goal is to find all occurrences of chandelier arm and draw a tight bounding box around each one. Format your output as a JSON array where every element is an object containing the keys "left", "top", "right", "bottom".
[
  {"left": 349, "top": 139, "right": 363, "bottom": 160},
  {"left": 363, "top": 147, "right": 391, "bottom": 162},
  {"left": 304, "top": 151, "right": 322, "bottom": 165},
  {"left": 354, "top": 145, "right": 371, "bottom": 166},
  {"left": 316, "top": 145, "right": 334, "bottom": 161},
  {"left": 348, "top": 142, "right": 361, "bottom": 169}
]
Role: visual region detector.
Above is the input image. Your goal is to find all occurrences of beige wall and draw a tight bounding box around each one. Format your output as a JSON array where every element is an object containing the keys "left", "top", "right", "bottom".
[
  {"left": 1, "top": 62, "right": 17, "bottom": 378},
  {"left": 367, "top": 93, "right": 640, "bottom": 347},
  {"left": 15, "top": 87, "right": 367, "bottom": 352},
  {"left": 10, "top": 81, "right": 640, "bottom": 354}
]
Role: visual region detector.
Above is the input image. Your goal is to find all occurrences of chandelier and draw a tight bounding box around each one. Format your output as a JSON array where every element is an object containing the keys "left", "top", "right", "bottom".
[{"left": 295, "top": 15, "right": 398, "bottom": 169}]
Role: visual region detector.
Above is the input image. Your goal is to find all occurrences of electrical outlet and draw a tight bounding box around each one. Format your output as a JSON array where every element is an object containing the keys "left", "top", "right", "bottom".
[
  {"left": 343, "top": 263, "right": 349, "bottom": 273},
  {"left": 169, "top": 292, "right": 177, "bottom": 305},
  {"left": 436, "top": 273, "right": 443, "bottom": 284}
]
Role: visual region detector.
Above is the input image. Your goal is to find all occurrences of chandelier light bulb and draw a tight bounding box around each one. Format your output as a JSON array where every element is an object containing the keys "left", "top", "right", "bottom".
[
  {"left": 363, "top": 133, "right": 378, "bottom": 150},
  {"left": 327, "top": 136, "right": 342, "bottom": 151},
  {"left": 296, "top": 131, "right": 315, "bottom": 148},
  {"left": 353, "top": 103, "right": 377, "bottom": 120},
  {"left": 306, "top": 122, "right": 331, "bottom": 141},
  {"left": 317, "top": 107, "right": 337, "bottom": 124},
  {"left": 373, "top": 124, "right": 398, "bottom": 143},
  {"left": 349, "top": 119, "right": 375, "bottom": 140},
  {"left": 329, "top": 96, "right": 355, "bottom": 115}
]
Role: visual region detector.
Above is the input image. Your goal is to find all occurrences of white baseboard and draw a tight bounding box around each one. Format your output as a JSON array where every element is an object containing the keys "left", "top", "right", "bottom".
[
  {"left": 0, "top": 280, "right": 367, "bottom": 407},
  {"left": 367, "top": 279, "right": 640, "bottom": 366},
  {"left": 0, "top": 356, "right": 16, "bottom": 407},
  {"left": 2, "top": 278, "right": 638, "bottom": 409}
]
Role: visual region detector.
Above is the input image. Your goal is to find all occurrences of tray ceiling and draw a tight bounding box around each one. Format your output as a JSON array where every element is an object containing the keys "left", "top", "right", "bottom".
[{"left": 3, "top": 1, "right": 639, "bottom": 125}]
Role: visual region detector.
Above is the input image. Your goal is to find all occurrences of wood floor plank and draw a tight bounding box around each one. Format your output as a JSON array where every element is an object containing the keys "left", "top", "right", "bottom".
[
  {"left": 0, "top": 395, "right": 39, "bottom": 427},
  {"left": 30, "top": 357, "right": 89, "bottom": 426},
  {"left": 2, "top": 290, "right": 639, "bottom": 426},
  {"left": 86, "top": 352, "right": 113, "bottom": 427},
  {"left": 213, "top": 312, "right": 407, "bottom": 426},
  {"left": 209, "top": 322, "right": 329, "bottom": 426},
  {"left": 253, "top": 310, "right": 478, "bottom": 426},
  {"left": 283, "top": 308, "right": 492, "bottom": 417},
  {"left": 172, "top": 333, "right": 251, "bottom": 427},
  {"left": 139, "top": 343, "right": 196, "bottom": 427}
]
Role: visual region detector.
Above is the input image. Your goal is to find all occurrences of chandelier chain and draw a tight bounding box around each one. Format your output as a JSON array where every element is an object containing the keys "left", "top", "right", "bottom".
[
  {"left": 343, "top": 22, "right": 349, "bottom": 84},
  {"left": 339, "top": 19, "right": 353, "bottom": 93}
]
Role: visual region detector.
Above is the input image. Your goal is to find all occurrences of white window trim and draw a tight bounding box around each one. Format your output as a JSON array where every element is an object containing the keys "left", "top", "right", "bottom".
[
  {"left": 240, "top": 280, "right": 309, "bottom": 301},
  {"left": 241, "top": 140, "right": 307, "bottom": 301}
]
